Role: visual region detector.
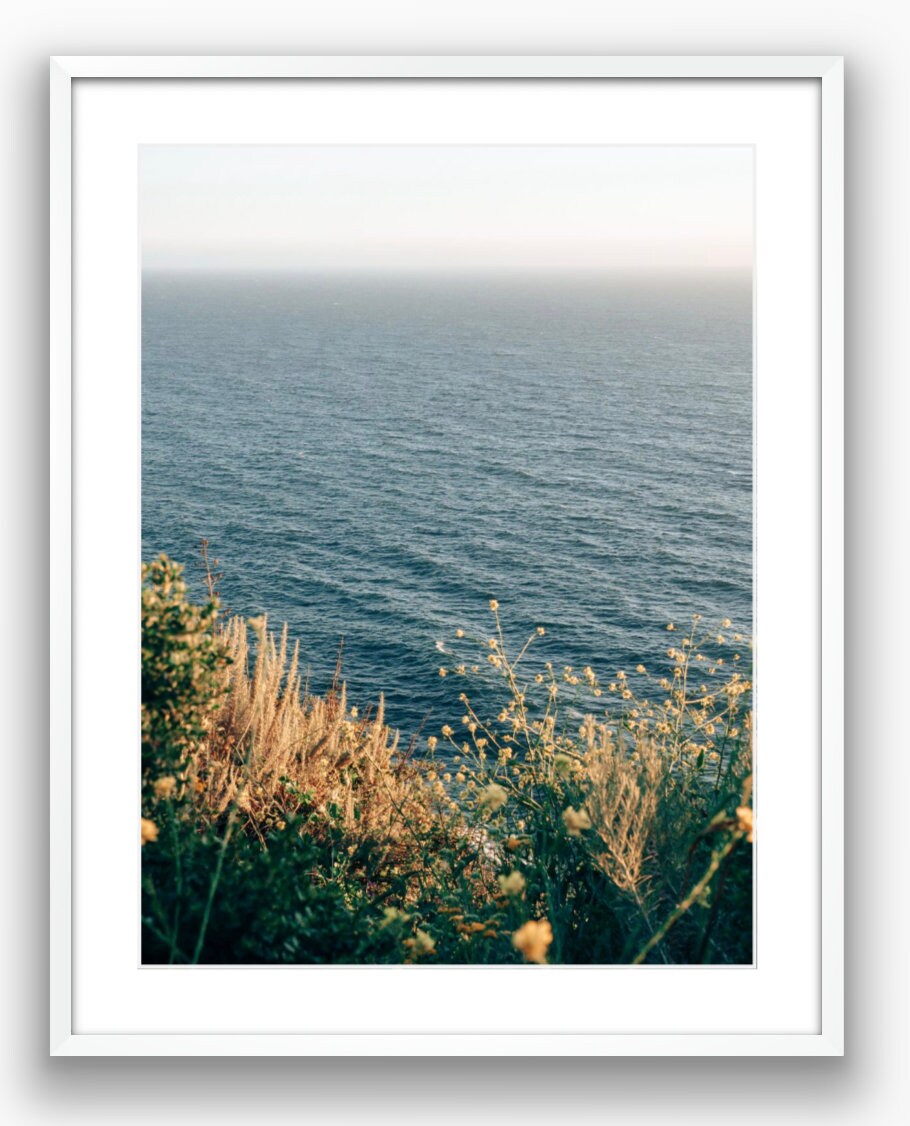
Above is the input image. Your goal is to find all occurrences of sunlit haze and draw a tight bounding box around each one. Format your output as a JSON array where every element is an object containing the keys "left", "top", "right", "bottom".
[{"left": 140, "top": 145, "right": 753, "bottom": 274}]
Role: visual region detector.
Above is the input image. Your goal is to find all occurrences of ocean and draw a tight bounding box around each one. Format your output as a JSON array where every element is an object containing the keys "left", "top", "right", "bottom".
[{"left": 141, "top": 272, "right": 752, "bottom": 745}]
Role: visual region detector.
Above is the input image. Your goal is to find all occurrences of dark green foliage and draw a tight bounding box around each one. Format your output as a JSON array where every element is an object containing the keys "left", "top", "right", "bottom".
[
  {"left": 141, "top": 815, "right": 406, "bottom": 965},
  {"left": 141, "top": 554, "right": 230, "bottom": 776}
]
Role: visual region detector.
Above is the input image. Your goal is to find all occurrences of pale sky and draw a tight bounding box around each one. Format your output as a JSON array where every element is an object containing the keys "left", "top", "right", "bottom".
[{"left": 140, "top": 145, "right": 753, "bottom": 273}]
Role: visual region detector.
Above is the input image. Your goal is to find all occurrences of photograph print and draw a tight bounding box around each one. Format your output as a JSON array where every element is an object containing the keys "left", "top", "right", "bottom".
[{"left": 140, "top": 145, "right": 754, "bottom": 966}]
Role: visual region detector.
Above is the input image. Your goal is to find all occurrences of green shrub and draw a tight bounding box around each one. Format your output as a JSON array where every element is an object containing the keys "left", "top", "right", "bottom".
[
  {"left": 141, "top": 555, "right": 230, "bottom": 778},
  {"left": 141, "top": 808, "right": 410, "bottom": 964}
]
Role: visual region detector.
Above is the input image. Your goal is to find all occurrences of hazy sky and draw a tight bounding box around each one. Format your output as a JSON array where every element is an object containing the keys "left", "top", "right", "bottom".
[{"left": 140, "top": 145, "right": 753, "bottom": 273}]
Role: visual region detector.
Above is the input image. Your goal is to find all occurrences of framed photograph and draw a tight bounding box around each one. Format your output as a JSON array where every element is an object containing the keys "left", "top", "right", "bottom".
[{"left": 50, "top": 55, "right": 844, "bottom": 1055}]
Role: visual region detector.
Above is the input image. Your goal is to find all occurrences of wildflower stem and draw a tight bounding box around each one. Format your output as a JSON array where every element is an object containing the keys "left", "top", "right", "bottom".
[
  {"left": 191, "top": 809, "right": 237, "bottom": 965},
  {"left": 631, "top": 833, "right": 743, "bottom": 965}
]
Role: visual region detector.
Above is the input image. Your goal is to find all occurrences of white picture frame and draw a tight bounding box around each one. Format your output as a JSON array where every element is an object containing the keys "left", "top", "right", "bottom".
[{"left": 50, "top": 55, "right": 844, "bottom": 1056}]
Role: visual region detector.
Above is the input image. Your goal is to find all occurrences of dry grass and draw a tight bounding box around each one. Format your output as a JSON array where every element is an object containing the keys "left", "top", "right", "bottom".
[
  {"left": 185, "top": 614, "right": 438, "bottom": 851},
  {"left": 583, "top": 728, "right": 665, "bottom": 898}
]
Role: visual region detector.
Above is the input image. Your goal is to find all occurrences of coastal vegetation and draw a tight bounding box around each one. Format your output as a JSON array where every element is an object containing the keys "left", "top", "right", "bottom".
[{"left": 141, "top": 553, "right": 753, "bottom": 965}]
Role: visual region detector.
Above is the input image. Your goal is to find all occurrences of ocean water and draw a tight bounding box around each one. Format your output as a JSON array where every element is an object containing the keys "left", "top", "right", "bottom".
[{"left": 141, "top": 272, "right": 752, "bottom": 744}]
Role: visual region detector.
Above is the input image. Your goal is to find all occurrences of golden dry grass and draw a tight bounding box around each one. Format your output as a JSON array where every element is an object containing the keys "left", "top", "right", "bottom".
[{"left": 185, "top": 614, "right": 439, "bottom": 852}]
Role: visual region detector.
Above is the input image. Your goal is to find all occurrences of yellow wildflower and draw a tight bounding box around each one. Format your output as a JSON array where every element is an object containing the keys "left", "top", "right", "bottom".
[
  {"left": 512, "top": 919, "right": 553, "bottom": 964},
  {"left": 489, "top": 599, "right": 499, "bottom": 612},
  {"left": 498, "top": 871, "right": 527, "bottom": 897},
  {"left": 141, "top": 818, "right": 158, "bottom": 846},
  {"left": 153, "top": 776, "right": 177, "bottom": 801},
  {"left": 478, "top": 783, "right": 508, "bottom": 812},
  {"left": 562, "top": 806, "right": 592, "bottom": 836},
  {"left": 381, "top": 906, "right": 410, "bottom": 927},
  {"left": 554, "top": 752, "right": 574, "bottom": 776},
  {"left": 414, "top": 929, "right": 436, "bottom": 956}
]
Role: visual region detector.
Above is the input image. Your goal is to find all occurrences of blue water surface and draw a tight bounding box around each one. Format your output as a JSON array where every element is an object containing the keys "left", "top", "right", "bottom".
[{"left": 142, "top": 272, "right": 752, "bottom": 743}]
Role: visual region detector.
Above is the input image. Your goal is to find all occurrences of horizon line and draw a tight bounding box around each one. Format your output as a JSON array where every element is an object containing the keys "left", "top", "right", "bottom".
[{"left": 141, "top": 264, "right": 753, "bottom": 279}]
